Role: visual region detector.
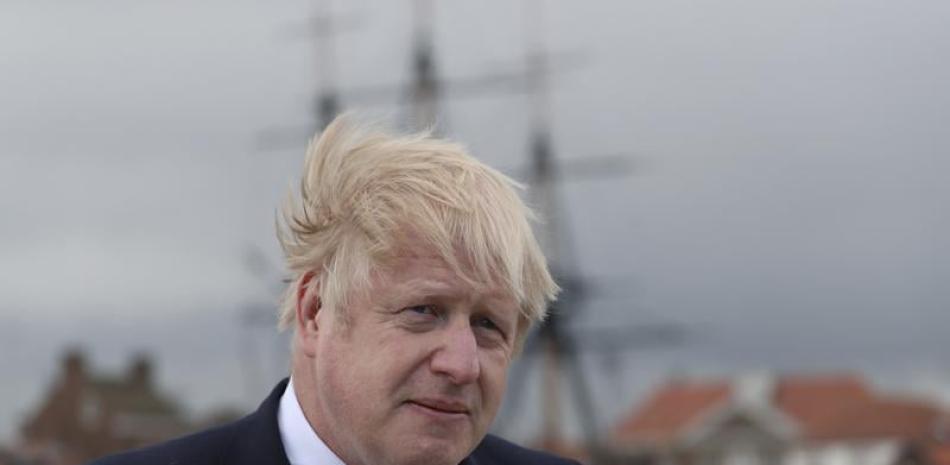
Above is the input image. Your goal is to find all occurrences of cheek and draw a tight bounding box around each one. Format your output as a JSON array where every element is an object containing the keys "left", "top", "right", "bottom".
[
  {"left": 350, "top": 329, "right": 424, "bottom": 399},
  {"left": 316, "top": 338, "right": 399, "bottom": 435},
  {"left": 478, "top": 352, "right": 511, "bottom": 412}
]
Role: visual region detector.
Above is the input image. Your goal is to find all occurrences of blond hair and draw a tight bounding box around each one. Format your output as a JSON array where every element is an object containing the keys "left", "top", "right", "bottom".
[{"left": 276, "top": 115, "right": 558, "bottom": 335}]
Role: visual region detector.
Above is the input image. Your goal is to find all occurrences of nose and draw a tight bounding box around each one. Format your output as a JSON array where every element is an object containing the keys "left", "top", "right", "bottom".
[{"left": 429, "top": 319, "right": 480, "bottom": 385}]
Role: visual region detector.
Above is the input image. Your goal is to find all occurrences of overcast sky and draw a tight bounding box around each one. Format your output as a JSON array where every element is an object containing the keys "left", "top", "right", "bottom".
[{"left": 1, "top": 0, "right": 949, "bottom": 444}]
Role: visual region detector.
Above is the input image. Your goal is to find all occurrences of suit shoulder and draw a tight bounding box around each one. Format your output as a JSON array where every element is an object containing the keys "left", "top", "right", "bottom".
[
  {"left": 473, "top": 434, "right": 581, "bottom": 465},
  {"left": 86, "top": 418, "right": 246, "bottom": 465}
]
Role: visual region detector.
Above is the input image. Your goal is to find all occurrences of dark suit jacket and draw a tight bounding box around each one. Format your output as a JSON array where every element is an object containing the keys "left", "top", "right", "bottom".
[{"left": 89, "top": 379, "right": 579, "bottom": 465}]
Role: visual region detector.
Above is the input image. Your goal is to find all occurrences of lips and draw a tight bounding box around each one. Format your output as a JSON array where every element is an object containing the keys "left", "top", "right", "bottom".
[{"left": 407, "top": 398, "right": 471, "bottom": 416}]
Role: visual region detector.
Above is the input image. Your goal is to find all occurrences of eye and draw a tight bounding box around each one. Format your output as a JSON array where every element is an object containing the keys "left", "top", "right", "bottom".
[
  {"left": 396, "top": 305, "right": 441, "bottom": 332},
  {"left": 473, "top": 316, "right": 510, "bottom": 348},
  {"left": 404, "top": 304, "right": 439, "bottom": 317},
  {"left": 474, "top": 316, "right": 501, "bottom": 332}
]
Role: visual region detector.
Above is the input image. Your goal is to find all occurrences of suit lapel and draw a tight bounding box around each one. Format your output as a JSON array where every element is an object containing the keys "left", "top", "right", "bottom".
[{"left": 227, "top": 379, "right": 293, "bottom": 465}]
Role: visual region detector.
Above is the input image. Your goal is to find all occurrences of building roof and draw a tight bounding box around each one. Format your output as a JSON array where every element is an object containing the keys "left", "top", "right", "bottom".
[
  {"left": 21, "top": 351, "right": 185, "bottom": 446},
  {"left": 929, "top": 443, "right": 950, "bottom": 465},
  {"left": 613, "top": 380, "right": 730, "bottom": 444},
  {"left": 86, "top": 378, "right": 180, "bottom": 417},
  {"left": 804, "top": 397, "right": 944, "bottom": 441},
  {"left": 613, "top": 374, "right": 947, "bottom": 446}
]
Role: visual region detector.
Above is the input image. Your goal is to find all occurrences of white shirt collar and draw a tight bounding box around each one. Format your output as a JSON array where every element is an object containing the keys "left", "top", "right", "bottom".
[{"left": 278, "top": 377, "right": 347, "bottom": 465}]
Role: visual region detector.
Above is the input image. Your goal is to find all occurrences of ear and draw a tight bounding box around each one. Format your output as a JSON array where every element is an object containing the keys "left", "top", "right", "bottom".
[{"left": 295, "top": 271, "right": 321, "bottom": 357}]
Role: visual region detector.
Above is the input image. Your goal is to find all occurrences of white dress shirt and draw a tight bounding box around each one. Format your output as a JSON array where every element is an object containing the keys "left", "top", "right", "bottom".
[{"left": 278, "top": 377, "right": 347, "bottom": 465}]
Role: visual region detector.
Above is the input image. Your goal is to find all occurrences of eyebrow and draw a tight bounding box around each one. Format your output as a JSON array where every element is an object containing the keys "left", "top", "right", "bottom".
[{"left": 395, "top": 279, "right": 516, "bottom": 308}]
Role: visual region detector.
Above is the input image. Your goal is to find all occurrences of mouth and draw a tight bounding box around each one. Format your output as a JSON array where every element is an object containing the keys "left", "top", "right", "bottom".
[{"left": 405, "top": 399, "right": 471, "bottom": 420}]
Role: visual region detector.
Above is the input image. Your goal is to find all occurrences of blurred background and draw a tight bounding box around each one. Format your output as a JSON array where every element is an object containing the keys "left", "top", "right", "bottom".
[{"left": 1, "top": 0, "right": 949, "bottom": 464}]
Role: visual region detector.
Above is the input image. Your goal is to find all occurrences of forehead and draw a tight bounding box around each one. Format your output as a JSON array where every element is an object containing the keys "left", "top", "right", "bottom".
[{"left": 374, "top": 247, "right": 517, "bottom": 307}]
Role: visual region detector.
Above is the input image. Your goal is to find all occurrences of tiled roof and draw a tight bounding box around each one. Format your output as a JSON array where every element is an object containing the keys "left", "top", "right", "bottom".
[
  {"left": 801, "top": 397, "right": 943, "bottom": 441},
  {"left": 929, "top": 443, "right": 950, "bottom": 465},
  {"left": 772, "top": 374, "right": 871, "bottom": 440},
  {"left": 613, "top": 380, "right": 730, "bottom": 444},
  {"left": 613, "top": 374, "right": 946, "bottom": 445}
]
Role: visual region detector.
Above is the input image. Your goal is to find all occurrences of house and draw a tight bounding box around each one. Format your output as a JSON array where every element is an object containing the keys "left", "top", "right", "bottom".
[
  {"left": 17, "top": 350, "right": 189, "bottom": 465},
  {"left": 611, "top": 374, "right": 950, "bottom": 465}
]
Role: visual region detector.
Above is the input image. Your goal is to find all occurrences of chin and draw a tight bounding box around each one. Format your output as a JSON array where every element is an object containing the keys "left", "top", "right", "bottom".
[
  {"left": 380, "top": 408, "right": 481, "bottom": 465},
  {"left": 386, "top": 428, "right": 475, "bottom": 465},
  {"left": 391, "top": 442, "right": 466, "bottom": 465}
]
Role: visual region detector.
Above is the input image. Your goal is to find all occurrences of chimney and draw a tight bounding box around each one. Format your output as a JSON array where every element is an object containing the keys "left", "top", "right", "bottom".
[
  {"left": 62, "top": 348, "right": 86, "bottom": 385},
  {"left": 127, "top": 354, "right": 153, "bottom": 390}
]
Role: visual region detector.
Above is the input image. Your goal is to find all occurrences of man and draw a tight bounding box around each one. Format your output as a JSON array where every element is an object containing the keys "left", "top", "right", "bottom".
[{"left": 90, "top": 116, "right": 577, "bottom": 465}]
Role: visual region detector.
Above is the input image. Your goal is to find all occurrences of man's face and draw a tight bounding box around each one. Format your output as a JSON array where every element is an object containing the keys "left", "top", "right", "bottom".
[{"left": 297, "top": 249, "right": 521, "bottom": 465}]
